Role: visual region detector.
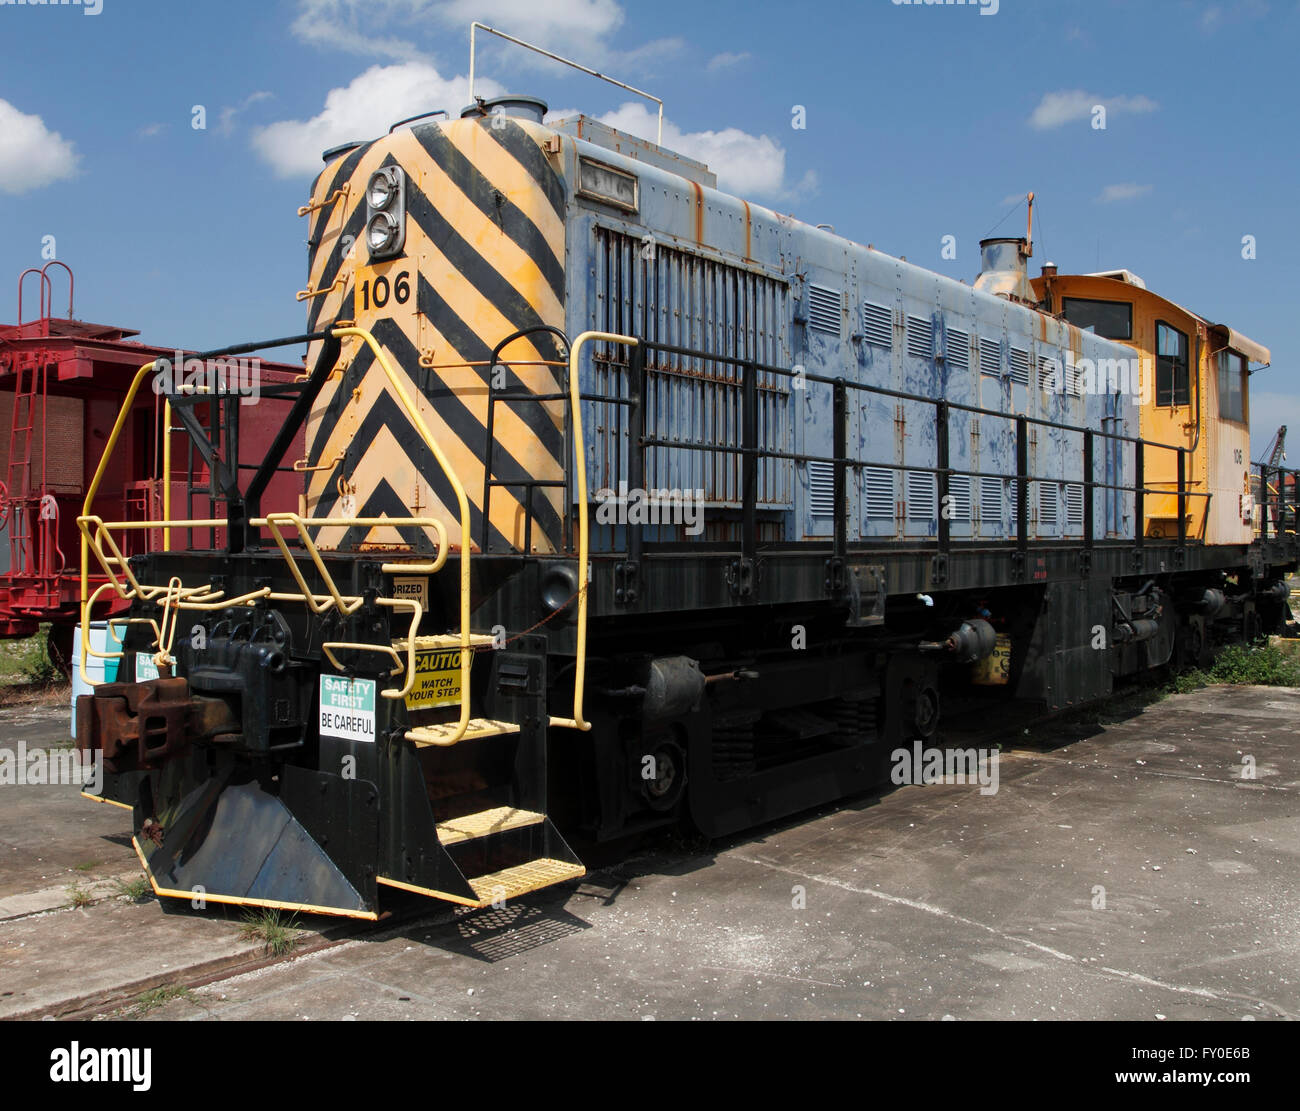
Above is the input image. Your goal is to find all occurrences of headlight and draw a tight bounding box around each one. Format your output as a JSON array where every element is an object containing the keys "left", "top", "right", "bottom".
[
  {"left": 367, "top": 167, "right": 402, "bottom": 210},
  {"left": 366, "top": 211, "right": 401, "bottom": 254}
]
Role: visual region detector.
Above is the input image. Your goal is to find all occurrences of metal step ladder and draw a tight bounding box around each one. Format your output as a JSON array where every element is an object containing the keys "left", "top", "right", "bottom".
[{"left": 384, "top": 631, "right": 583, "bottom": 909}]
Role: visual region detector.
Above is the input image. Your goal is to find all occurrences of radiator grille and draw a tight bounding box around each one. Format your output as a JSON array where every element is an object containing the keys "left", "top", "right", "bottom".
[
  {"left": 1039, "top": 482, "right": 1059, "bottom": 528},
  {"left": 1065, "top": 482, "right": 1084, "bottom": 526},
  {"left": 591, "top": 227, "right": 793, "bottom": 512}
]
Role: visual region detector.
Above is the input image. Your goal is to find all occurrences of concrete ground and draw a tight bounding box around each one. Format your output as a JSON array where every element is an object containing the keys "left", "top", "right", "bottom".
[{"left": 1, "top": 684, "right": 1297, "bottom": 1021}]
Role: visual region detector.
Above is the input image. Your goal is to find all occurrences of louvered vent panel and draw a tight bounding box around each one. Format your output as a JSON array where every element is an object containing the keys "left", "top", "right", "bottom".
[
  {"left": 979, "top": 476, "right": 1003, "bottom": 524},
  {"left": 907, "top": 315, "right": 933, "bottom": 360},
  {"left": 947, "top": 474, "right": 972, "bottom": 522},
  {"left": 1065, "top": 482, "right": 1085, "bottom": 526},
  {"left": 979, "top": 337, "right": 1002, "bottom": 376},
  {"left": 807, "top": 284, "right": 842, "bottom": 336},
  {"left": 1039, "top": 482, "right": 1060, "bottom": 528},
  {"left": 808, "top": 460, "right": 837, "bottom": 516},
  {"left": 946, "top": 328, "right": 969, "bottom": 371},
  {"left": 1038, "top": 355, "right": 1062, "bottom": 393},
  {"left": 864, "top": 467, "right": 895, "bottom": 519},
  {"left": 862, "top": 301, "right": 893, "bottom": 349},
  {"left": 907, "top": 471, "right": 937, "bottom": 522},
  {"left": 1009, "top": 347, "right": 1030, "bottom": 386}
]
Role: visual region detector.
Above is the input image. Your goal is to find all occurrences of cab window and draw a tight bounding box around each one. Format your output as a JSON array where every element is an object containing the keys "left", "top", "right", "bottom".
[
  {"left": 1156, "top": 322, "right": 1190, "bottom": 407},
  {"left": 1062, "top": 297, "right": 1133, "bottom": 340},
  {"left": 1218, "top": 350, "right": 1246, "bottom": 423}
]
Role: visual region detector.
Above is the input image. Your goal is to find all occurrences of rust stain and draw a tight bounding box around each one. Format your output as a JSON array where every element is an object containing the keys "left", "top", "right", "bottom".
[
  {"left": 690, "top": 180, "right": 703, "bottom": 244},
  {"left": 742, "top": 198, "right": 753, "bottom": 261}
]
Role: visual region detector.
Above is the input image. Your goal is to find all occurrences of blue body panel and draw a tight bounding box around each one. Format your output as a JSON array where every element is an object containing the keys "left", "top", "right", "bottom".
[{"left": 550, "top": 125, "right": 1137, "bottom": 552}]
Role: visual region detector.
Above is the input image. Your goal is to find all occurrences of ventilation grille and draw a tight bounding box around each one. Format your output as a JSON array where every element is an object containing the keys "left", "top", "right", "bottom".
[
  {"left": 862, "top": 301, "right": 893, "bottom": 349},
  {"left": 808, "top": 460, "right": 837, "bottom": 516},
  {"left": 1065, "top": 482, "right": 1085, "bottom": 526},
  {"left": 947, "top": 474, "right": 972, "bottom": 522},
  {"left": 907, "top": 315, "right": 933, "bottom": 360},
  {"left": 979, "top": 337, "right": 1001, "bottom": 376},
  {"left": 1039, "top": 482, "right": 1059, "bottom": 528},
  {"left": 1038, "top": 355, "right": 1062, "bottom": 393},
  {"left": 907, "top": 471, "right": 937, "bottom": 522},
  {"left": 979, "top": 476, "right": 1003, "bottom": 524},
  {"left": 1009, "top": 347, "right": 1030, "bottom": 387},
  {"left": 807, "top": 284, "right": 842, "bottom": 336},
  {"left": 864, "top": 467, "right": 894, "bottom": 519},
  {"left": 591, "top": 226, "right": 792, "bottom": 509},
  {"left": 946, "top": 328, "right": 970, "bottom": 371}
]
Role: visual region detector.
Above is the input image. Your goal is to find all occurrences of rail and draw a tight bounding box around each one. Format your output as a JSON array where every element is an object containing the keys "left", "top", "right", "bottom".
[
  {"left": 590, "top": 337, "right": 1239, "bottom": 559},
  {"left": 76, "top": 324, "right": 601, "bottom": 746}
]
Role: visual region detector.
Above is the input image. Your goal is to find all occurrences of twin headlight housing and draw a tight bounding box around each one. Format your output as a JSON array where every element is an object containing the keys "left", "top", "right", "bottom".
[{"left": 365, "top": 166, "right": 406, "bottom": 260}]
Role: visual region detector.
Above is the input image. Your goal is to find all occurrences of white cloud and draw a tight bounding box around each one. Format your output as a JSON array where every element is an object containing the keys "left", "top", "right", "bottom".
[
  {"left": 596, "top": 101, "right": 815, "bottom": 202},
  {"left": 0, "top": 100, "right": 79, "bottom": 194},
  {"left": 251, "top": 62, "right": 501, "bottom": 177},
  {"left": 1028, "top": 90, "right": 1159, "bottom": 130},
  {"left": 138, "top": 122, "right": 167, "bottom": 139},
  {"left": 219, "top": 91, "right": 274, "bottom": 137},
  {"left": 291, "top": 0, "right": 626, "bottom": 59},
  {"left": 706, "top": 50, "right": 750, "bottom": 72},
  {"left": 1096, "top": 183, "right": 1153, "bottom": 204}
]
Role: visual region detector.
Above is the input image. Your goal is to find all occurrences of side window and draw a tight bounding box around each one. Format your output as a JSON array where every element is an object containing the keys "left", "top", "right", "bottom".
[
  {"left": 1156, "top": 322, "right": 1190, "bottom": 407},
  {"left": 1218, "top": 350, "right": 1246, "bottom": 423},
  {"left": 1062, "top": 297, "right": 1133, "bottom": 340}
]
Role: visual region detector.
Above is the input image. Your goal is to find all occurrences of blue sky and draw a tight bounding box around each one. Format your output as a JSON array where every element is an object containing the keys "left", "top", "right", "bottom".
[{"left": 1, "top": 0, "right": 1296, "bottom": 454}]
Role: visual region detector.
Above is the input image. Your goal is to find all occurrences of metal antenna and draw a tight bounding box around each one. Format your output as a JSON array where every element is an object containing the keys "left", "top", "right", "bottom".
[{"left": 468, "top": 21, "right": 664, "bottom": 146}]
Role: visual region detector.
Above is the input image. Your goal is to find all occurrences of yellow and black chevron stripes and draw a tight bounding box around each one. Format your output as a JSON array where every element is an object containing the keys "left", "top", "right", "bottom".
[{"left": 300, "top": 115, "right": 570, "bottom": 556}]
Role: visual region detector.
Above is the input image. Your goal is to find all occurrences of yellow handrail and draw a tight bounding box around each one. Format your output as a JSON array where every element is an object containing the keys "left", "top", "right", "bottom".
[
  {"left": 547, "top": 331, "right": 638, "bottom": 733},
  {"left": 330, "top": 327, "right": 477, "bottom": 743}
]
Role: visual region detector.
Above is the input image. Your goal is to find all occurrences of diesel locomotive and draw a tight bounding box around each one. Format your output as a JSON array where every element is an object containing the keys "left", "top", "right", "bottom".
[{"left": 73, "top": 92, "right": 1298, "bottom": 918}]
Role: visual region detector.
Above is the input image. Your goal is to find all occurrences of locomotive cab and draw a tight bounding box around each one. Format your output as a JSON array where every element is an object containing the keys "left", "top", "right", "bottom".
[{"left": 1032, "top": 269, "right": 1269, "bottom": 545}]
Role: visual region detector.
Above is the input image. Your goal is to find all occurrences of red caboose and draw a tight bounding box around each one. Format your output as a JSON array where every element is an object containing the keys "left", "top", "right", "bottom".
[{"left": 0, "top": 263, "right": 304, "bottom": 667}]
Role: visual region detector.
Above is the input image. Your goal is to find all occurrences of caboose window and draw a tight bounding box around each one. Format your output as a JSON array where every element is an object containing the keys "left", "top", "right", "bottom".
[
  {"left": 1218, "top": 349, "right": 1246, "bottom": 423},
  {"left": 1062, "top": 297, "right": 1132, "bottom": 340},
  {"left": 1155, "top": 322, "right": 1190, "bottom": 407}
]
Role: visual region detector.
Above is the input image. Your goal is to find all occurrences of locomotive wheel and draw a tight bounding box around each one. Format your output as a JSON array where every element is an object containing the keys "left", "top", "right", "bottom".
[
  {"left": 641, "top": 739, "right": 686, "bottom": 811},
  {"left": 908, "top": 683, "right": 942, "bottom": 740}
]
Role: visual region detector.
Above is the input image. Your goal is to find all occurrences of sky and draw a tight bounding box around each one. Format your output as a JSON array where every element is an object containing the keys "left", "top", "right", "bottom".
[{"left": 0, "top": 0, "right": 1296, "bottom": 455}]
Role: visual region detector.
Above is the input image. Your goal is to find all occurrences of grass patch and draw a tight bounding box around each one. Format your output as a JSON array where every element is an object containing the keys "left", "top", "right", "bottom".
[
  {"left": 66, "top": 882, "right": 94, "bottom": 909},
  {"left": 130, "top": 984, "right": 193, "bottom": 1017},
  {"left": 1169, "top": 641, "right": 1300, "bottom": 694},
  {"left": 116, "top": 876, "right": 153, "bottom": 903},
  {"left": 0, "top": 625, "right": 61, "bottom": 687},
  {"left": 73, "top": 860, "right": 100, "bottom": 873},
  {"left": 239, "top": 908, "right": 303, "bottom": 957}
]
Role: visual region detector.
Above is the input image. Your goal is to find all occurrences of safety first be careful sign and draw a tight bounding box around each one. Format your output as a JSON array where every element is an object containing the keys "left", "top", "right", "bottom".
[
  {"left": 404, "top": 647, "right": 470, "bottom": 711},
  {"left": 319, "top": 675, "right": 376, "bottom": 742}
]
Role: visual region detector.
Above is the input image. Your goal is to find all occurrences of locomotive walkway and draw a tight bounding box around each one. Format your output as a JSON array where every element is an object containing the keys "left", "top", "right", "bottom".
[{"left": 2, "top": 684, "right": 1297, "bottom": 1021}]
